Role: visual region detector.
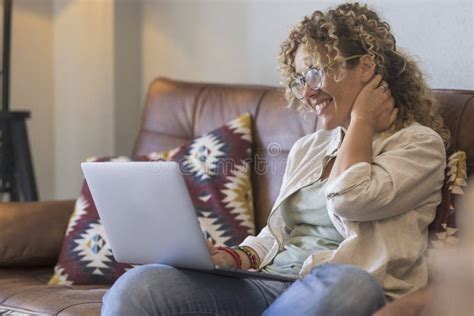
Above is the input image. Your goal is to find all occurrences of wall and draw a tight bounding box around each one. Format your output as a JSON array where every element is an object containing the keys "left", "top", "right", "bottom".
[
  {"left": 7, "top": 0, "right": 473, "bottom": 200},
  {"left": 53, "top": 0, "right": 115, "bottom": 199},
  {"left": 9, "top": 0, "right": 142, "bottom": 200},
  {"left": 11, "top": 0, "right": 54, "bottom": 200},
  {"left": 142, "top": 0, "right": 473, "bottom": 92},
  {"left": 114, "top": 0, "right": 142, "bottom": 157}
]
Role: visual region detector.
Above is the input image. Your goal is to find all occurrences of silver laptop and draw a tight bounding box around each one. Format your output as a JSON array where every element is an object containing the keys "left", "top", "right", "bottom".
[{"left": 81, "top": 161, "right": 296, "bottom": 282}]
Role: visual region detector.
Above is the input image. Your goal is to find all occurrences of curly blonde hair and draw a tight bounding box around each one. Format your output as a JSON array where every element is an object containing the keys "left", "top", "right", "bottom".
[{"left": 279, "top": 2, "right": 450, "bottom": 147}]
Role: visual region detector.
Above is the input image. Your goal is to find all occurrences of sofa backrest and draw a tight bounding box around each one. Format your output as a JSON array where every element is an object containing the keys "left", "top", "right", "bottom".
[
  {"left": 133, "top": 78, "right": 474, "bottom": 231},
  {"left": 434, "top": 89, "right": 474, "bottom": 164}
]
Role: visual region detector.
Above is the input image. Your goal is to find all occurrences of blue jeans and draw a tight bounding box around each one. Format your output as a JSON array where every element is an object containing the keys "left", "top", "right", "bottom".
[{"left": 102, "top": 264, "right": 386, "bottom": 315}]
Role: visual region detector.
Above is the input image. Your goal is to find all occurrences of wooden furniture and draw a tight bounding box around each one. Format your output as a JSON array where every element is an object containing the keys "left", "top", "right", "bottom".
[{"left": 0, "top": 0, "right": 38, "bottom": 201}]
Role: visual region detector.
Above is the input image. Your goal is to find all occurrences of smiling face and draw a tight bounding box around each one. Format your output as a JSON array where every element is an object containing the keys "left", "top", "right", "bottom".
[{"left": 294, "top": 45, "right": 366, "bottom": 130}]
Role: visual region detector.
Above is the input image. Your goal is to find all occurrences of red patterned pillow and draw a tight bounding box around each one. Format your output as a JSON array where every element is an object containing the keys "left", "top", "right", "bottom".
[
  {"left": 49, "top": 114, "right": 255, "bottom": 285},
  {"left": 428, "top": 151, "right": 467, "bottom": 260}
]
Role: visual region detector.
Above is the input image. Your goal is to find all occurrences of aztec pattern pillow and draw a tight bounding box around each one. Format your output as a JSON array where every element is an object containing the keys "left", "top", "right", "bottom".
[
  {"left": 49, "top": 113, "right": 255, "bottom": 285},
  {"left": 427, "top": 151, "right": 467, "bottom": 261}
]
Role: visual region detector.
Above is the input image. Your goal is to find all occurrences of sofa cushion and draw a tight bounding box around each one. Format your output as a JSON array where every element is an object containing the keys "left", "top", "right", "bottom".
[
  {"left": 0, "top": 200, "right": 75, "bottom": 268},
  {"left": 0, "top": 268, "right": 106, "bottom": 316},
  {"left": 49, "top": 113, "right": 255, "bottom": 285}
]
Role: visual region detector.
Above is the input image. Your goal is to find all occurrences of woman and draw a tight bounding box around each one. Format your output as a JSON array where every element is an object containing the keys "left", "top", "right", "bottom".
[{"left": 102, "top": 3, "right": 448, "bottom": 315}]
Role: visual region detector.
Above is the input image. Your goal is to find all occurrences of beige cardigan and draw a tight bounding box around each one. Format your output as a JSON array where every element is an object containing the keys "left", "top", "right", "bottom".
[{"left": 241, "top": 123, "right": 446, "bottom": 300}]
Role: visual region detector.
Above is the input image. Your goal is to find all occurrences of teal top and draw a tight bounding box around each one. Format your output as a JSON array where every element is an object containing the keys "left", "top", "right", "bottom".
[{"left": 263, "top": 180, "right": 344, "bottom": 277}]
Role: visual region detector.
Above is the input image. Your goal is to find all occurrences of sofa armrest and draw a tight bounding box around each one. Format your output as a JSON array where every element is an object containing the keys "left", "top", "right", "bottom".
[{"left": 0, "top": 200, "right": 75, "bottom": 268}]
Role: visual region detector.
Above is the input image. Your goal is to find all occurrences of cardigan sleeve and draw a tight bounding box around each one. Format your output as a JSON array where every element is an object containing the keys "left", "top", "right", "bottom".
[
  {"left": 324, "top": 128, "right": 446, "bottom": 222},
  {"left": 239, "top": 226, "right": 275, "bottom": 263}
]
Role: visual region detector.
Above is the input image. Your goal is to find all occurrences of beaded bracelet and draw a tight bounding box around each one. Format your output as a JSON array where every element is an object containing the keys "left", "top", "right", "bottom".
[
  {"left": 217, "top": 246, "right": 242, "bottom": 269},
  {"left": 234, "top": 246, "right": 260, "bottom": 270}
]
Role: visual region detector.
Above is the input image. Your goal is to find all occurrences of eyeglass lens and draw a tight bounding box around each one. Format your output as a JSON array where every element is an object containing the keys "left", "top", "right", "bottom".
[{"left": 290, "top": 68, "right": 323, "bottom": 99}]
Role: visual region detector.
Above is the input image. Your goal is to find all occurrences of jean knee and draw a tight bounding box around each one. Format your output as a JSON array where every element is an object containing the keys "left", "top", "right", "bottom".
[
  {"left": 308, "top": 264, "right": 386, "bottom": 315},
  {"left": 104, "top": 265, "right": 163, "bottom": 301},
  {"left": 102, "top": 264, "right": 175, "bottom": 315}
]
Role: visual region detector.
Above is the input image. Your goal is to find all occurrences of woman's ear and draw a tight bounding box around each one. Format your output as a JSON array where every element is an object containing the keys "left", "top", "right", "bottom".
[{"left": 359, "top": 54, "right": 376, "bottom": 83}]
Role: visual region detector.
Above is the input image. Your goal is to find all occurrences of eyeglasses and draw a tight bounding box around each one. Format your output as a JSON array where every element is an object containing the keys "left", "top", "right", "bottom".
[{"left": 289, "top": 55, "right": 363, "bottom": 100}]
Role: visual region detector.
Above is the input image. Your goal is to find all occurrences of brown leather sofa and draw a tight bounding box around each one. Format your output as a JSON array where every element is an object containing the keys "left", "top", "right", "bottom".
[{"left": 1, "top": 78, "right": 473, "bottom": 315}]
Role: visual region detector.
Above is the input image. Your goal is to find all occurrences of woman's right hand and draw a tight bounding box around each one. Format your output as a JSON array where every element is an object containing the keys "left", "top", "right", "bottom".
[
  {"left": 351, "top": 74, "right": 398, "bottom": 133},
  {"left": 206, "top": 240, "right": 237, "bottom": 269}
]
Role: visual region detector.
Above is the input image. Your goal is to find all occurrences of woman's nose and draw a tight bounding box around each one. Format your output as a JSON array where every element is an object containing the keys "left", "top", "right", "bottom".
[{"left": 302, "top": 81, "right": 318, "bottom": 100}]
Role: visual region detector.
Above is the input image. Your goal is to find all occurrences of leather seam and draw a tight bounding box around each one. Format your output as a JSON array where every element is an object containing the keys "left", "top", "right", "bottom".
[
  {"left": 0, "top": 286, "right": 58, "bottom": 305},
  {"left": 252, "top": 89, "right": 270, "bottom": 231},
  {"left": 55, "top": 301, "right": 103, "bottom": 315},
  {"left": 254, "top": 90, "right": 268, "bottom": 166},
  {"left": 434, "top": 89, "right": 473, "bottom": 94},
  {"left": 0, "top": 303, "right": 48, "bottom": 315},
  {"left": 0, "top": 256, "right": 56, "bottom": 266},
  {"left": 132, "top": 78, "right": 162, "bottom": 155},
  {"left": 453, "top": 96, "right": 472, "bottom": 150},
  {"left": 254, "top": 89, "right": 267, "bottom": 119},
  {"left": 191, "top": 85, "right": 208, "bottom": 139}
]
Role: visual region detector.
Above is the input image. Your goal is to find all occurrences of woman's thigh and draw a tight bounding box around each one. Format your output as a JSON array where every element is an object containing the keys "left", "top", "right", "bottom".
[
  {"left": 264, "top": 264, "right": 386, "bottom": 316},
  {"left": 102, "top": 264, "right": 290, "bottom": 316}
]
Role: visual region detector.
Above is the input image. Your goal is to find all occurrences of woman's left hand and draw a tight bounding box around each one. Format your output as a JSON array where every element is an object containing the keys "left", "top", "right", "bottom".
[
  {"left": 206, "top": 240, "right": 236, "bottom": 268},
  {"left": 351, "top": 74, "right": 398, "bottom": 132}
]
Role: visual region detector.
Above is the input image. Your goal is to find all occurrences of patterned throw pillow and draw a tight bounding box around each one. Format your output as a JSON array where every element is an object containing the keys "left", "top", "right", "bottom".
[
  {"left": 427, "top": 151, "right": 467, "bottom": 261},
  {"left": 49, "top": 114, "right": 255, "bottom": 285}
]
